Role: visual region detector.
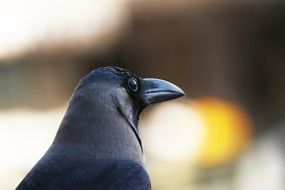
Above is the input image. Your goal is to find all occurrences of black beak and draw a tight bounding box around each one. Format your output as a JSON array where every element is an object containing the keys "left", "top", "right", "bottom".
[{"left": 141, "top": 78, "right": 185, "bottom": 105}]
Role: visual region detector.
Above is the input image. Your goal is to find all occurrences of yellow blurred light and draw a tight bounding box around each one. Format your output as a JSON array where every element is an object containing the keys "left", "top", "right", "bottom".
[{"left": 193, "top": 97, "right": 252, "bottom": 166}]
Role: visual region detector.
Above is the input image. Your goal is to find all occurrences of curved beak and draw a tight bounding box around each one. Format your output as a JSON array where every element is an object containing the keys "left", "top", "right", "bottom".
[{"left": 141, "top": 78, "right": 185, "bottom": 105}]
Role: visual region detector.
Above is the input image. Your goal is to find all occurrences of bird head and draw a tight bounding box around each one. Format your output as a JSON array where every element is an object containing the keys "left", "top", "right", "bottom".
[{"left": 75, "top": 66, "right": 185, "bottom": 128}]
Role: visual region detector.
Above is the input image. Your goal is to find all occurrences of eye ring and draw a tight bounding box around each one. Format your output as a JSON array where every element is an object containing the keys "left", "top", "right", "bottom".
[{"left": 128, "top": 77, "right": 139, "bottom": 92}]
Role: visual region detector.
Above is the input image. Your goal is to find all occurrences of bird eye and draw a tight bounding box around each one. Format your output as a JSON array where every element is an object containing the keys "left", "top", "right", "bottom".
[{"left": 128, "top": 77, "right": 138, "bottom": 92}]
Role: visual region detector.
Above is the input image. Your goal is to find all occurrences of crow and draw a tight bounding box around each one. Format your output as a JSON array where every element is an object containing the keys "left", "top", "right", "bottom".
[{"left": 16, "top": 66, "right": 185, "bottom": 190}]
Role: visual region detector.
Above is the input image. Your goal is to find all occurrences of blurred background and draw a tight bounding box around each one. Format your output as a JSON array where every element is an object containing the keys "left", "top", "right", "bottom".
[{"left": 1, "top": 1, "right": 285, "bottom": 189}]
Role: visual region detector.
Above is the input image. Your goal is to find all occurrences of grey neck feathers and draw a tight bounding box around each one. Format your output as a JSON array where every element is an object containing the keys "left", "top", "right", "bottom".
[{"left": 51, "top": 91, "right": 143, "bottom": 163}]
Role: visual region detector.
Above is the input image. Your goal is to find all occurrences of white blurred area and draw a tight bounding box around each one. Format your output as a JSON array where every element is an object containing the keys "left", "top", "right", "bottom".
[
  {"left": 142, "top": 102, "right": 205, "bottom": 163},
  {"left": 0, "top": 109, "right": 64, "bottom": 189},
  {"left": 141, "top": 101, "right": 206, "bottom": 190},
  {"left": 235, "top": 127, "right": 285, "bottom": 190},
  {"left": 0, "top": 0, "right": 129, "bottom": 58}
]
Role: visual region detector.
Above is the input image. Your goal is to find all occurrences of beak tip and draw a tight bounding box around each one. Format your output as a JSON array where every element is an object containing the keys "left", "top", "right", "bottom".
[
  {"left": 170, "top": 83, "right": 186, "bottom": 98},
  {"left": 173, "top": 89, "right": 186, "bottom": 99},
  {"left": 178, "top": 88, "right": 186, "bottom": 97}
]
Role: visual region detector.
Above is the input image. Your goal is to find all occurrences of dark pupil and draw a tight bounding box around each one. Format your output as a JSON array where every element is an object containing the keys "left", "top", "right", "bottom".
[{"left": 128, "top": 78, "right": 138, "bottom": 92}]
